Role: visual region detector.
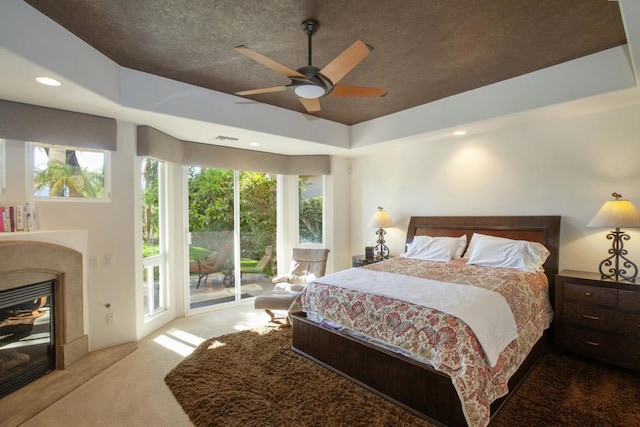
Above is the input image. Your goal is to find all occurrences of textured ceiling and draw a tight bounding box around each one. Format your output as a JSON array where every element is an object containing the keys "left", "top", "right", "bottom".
[{"left": 24, "top": 0, "right": 626, "bottom": 126}]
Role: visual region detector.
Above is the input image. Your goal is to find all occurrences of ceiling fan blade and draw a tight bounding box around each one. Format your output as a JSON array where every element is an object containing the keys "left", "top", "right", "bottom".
[
  {"left": 235, "top": 85, "right": 288, "bottom": 96},
  {"left": 319, "top": 40, "right": 372, "bottom": 85},
  {"left": 329, "top": 84, "right": 388, "bottom": 98},
  {"left": 234, "top": 45, "right": 305, "bottom": 78},
  {"left": 298, "top": 97, "right": 321, "bottom": 113}
]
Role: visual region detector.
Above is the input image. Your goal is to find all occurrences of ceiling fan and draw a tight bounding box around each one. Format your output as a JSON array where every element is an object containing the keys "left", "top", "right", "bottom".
[{"left": 234, "top": 19, "right": 388, "bottom": 113}]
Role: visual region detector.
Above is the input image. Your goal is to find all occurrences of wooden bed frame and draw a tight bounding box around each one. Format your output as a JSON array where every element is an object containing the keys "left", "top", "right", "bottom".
[{"left": 291, "top": 215, "right": 561, "bottom": 427}]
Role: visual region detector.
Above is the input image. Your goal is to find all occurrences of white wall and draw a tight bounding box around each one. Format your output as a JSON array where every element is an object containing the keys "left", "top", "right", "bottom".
[
  {"left": 349, "top": 102, "right": 640, "bottom": 274},
  {"left": 327, "top": 156, "right": 352, "bottom": 272}
]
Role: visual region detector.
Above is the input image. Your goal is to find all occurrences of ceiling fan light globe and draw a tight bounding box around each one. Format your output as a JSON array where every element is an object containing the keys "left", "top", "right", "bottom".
[{"left": 294, "top": 84, "right": 325, "bottom": 99}]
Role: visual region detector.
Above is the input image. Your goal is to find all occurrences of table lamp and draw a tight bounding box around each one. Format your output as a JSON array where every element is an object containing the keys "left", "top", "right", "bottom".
[
  {"left": 367, "top": 206, "right": 395, "bottom": 259},
  {"left": 587, "top": 192, "right": 640, "bottom": 283}
]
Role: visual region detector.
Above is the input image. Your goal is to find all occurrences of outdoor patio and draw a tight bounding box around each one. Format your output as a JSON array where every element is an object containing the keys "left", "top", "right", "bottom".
[{"left": 189, "top": 271, "right": 275, "bottom": 309}]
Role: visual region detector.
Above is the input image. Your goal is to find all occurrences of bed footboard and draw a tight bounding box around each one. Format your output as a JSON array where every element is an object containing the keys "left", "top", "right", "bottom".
[
  {"left": 290, "top": 312, "right": 467, "bottom": 426},
  {"left": 291, "top": 312, "right": 552, "bottom": 427}
]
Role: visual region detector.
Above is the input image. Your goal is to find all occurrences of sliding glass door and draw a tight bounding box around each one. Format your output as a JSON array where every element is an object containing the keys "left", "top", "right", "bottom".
[
  {"left": 238, "top": 171, "right": 276, "bottom": 300},
  {"left": 187, "top": 168, "right": 276, "bottom": 311},
  {"left": 187, "top": 167, "right": 236, "bottom": 309}
]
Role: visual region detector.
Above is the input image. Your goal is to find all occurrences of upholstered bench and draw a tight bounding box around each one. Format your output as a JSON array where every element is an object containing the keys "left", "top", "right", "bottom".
[{"left": 254, "top": 290, "right": 300, "bottom": 324}]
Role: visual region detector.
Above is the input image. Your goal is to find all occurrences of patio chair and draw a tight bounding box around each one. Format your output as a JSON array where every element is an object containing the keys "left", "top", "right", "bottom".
[
  {"left": 224, "top": 245, "right": 275, "bottom": 286},
  {"left": 192, "top": 240, "right": 234, "bottom": 288},
  {"left": 241, "top": 245, "right": 274, "bottom": 276},
  {"left": 254, "top": 248, "right": 330, "bottom": 324}
]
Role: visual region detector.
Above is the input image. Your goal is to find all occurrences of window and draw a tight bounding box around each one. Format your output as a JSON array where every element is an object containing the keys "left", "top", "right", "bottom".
[
  {"left": 298, "top": 175, "right": 324, "bottom": 244},
  {"left": 28, "top": 142, "right": 110, "bottom": 200},
  {"left": 141, "top": 157, "right": 167, "bottom": 319}
]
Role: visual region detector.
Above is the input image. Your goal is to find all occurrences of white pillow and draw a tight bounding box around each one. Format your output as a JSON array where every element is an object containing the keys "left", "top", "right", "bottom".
[
  {"left": 401, "top": 235, "right": 467, "bottom": 262},
  {"left": 464, "top": 233, "right": 507, "bottom": 258},
  {"left": 466, "top": 233, "right": 550, "bottom": 273},
  {"left": 462, "top": 232, "right": 482, "bottom": 258}
]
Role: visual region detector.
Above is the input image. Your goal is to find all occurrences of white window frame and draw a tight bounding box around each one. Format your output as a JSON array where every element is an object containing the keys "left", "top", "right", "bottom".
[
  {"left": 142, "top": 158, "right": 168, "bottom": 321},
  {"left": 26, "top": 142, "right": 112, "bottom": 202},
  {"left": 296, "top": 174, "right": 326, "bottom": 247}
]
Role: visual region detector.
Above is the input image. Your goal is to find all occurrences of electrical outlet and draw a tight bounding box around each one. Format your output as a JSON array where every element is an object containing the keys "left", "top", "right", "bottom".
[
  {"left": 104, "top": 254, "right": 115, "bottom": 268},
  {"left": 106, "top": 312, "right": 115, "bottom": 324},
  {"left": 89, "top": 256, "right": 98, "bottom": 269}
]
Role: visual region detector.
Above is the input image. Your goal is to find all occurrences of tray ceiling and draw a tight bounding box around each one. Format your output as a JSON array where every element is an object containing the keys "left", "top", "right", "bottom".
[{"left": 24, "top": 0, "right": 626, "bottom": 125}]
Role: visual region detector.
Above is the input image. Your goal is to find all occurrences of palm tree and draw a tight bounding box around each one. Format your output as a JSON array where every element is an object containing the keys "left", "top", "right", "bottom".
[{"left": 34, "top": 149, "right": 103, "bottom": 197}]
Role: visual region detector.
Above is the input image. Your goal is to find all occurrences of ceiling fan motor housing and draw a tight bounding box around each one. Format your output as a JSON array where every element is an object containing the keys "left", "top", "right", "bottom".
[{"left": 291, "top": 65, "right": 334, "bottom": 98}]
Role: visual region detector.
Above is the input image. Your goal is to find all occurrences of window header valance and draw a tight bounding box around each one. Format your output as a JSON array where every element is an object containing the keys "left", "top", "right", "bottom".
[
  {"left": 137, "top": 126, "right": 331, "bottom": 175},
  {"left": 0, "top": 99, "right": 117, "bottom": 150}
]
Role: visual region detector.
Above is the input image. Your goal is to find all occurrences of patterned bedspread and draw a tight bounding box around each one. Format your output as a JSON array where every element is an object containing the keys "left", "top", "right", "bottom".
[{"left": 290, "top": 257, "right": 554, "bottom": 427}]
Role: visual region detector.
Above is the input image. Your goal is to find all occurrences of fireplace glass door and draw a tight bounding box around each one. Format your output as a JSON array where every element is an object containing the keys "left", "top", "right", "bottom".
[{"left": 0, "top": 280, "right": 55, "bottom": 398}]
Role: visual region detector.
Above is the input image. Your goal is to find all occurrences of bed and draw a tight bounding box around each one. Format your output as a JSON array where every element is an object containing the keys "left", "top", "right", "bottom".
[{"left": 289, "top": 216, "right": 560, "bottom": 427}]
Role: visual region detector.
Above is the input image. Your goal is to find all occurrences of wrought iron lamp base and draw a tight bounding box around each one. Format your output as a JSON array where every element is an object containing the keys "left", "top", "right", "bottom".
[
  {"left": 598, "top": 229, "right": 638, "bottom": 283},
  {"left": 374, "top": 227, "right": 390, "bottom": 260}
]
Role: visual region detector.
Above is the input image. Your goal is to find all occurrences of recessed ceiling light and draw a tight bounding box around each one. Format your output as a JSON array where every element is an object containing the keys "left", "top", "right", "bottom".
[
  {"left": 249, "top": 142, "right": 260, "bottom": 147},
  {"left": 453, "top": 130, "right": 467, "bottom": 136},
  {"left": 36, "top": 77, "right": 61, "bottom": 87}
]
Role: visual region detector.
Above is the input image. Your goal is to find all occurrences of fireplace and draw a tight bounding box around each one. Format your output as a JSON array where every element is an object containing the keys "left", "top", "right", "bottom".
[
  {"left": 0, "top": 280, "right": 56, "bottom": 398},
  {"left": 0, "top": 240, "right": 88, "bottom": 394}
]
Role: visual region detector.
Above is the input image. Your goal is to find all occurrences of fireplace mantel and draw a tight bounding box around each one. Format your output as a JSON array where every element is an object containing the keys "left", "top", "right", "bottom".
[{"left": 0, "top": 229, "right": 88, "bottom": 256}]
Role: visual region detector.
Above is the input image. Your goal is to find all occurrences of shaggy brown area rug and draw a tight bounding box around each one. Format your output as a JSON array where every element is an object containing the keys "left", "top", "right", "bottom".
[{"left": 165, "top": 327, "right": 640, "bottom": 426}]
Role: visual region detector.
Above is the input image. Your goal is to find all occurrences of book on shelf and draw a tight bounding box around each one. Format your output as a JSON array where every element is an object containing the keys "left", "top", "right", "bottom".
[
  {"left": 26, "top": 202, "right": 36, "bottom": 231},
  {"left": 15, "top": 205, "right": 24, "bottom": 232},
  {"left": 0, "top": 203, "right": 37, "bottom": 232},
  {"left": 9, "top": 206, "right": 15, "bottom": 232}
]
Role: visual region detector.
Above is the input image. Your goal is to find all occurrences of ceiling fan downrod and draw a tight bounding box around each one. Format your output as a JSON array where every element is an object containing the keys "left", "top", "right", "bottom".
[{"left": 301, "top": 19, "right": 319, "bottom": 67}]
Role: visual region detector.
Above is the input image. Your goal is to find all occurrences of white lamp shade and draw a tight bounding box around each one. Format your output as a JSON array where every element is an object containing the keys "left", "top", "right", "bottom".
[
  {"left": 368, "top": 209, "right": 395, "bottom": 228},
  {"left": 587, "top": 199, "right": 640, "bottom": 228}
]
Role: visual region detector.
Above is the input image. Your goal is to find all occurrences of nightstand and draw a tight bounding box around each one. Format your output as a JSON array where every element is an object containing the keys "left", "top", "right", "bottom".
[
  {"left": 555, "top": 270, "right": 640, "bottom": 370},
  {"left": 352, "top": 255, "right": 382, "bottom": 267}
]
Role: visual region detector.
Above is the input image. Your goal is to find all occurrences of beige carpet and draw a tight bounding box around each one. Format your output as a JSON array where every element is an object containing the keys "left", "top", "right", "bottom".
[{"left": 166, "top": 327, "right": 640, "bottom": 427}]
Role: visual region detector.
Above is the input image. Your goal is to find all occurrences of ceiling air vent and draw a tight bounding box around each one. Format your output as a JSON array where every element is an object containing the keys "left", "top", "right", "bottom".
[{"left": 215, "top": 135, "right": 239, "bottom": 141}]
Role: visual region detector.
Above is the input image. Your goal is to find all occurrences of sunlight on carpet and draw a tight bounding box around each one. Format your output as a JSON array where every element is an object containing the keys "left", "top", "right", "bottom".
[
  {"left": 166, "top": 328, "right": 206, "bottom": 347},
  {"left": 153, "top": 328, "right": 207, "bottom": 357},
  {"left": 153, "top": 334, "right": 196, "bottom": 357}
]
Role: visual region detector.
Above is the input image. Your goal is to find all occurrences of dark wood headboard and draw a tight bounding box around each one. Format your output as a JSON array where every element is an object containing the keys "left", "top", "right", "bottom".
[{"left": 406, "top": 216, "right": 561, "bottom": 288}]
